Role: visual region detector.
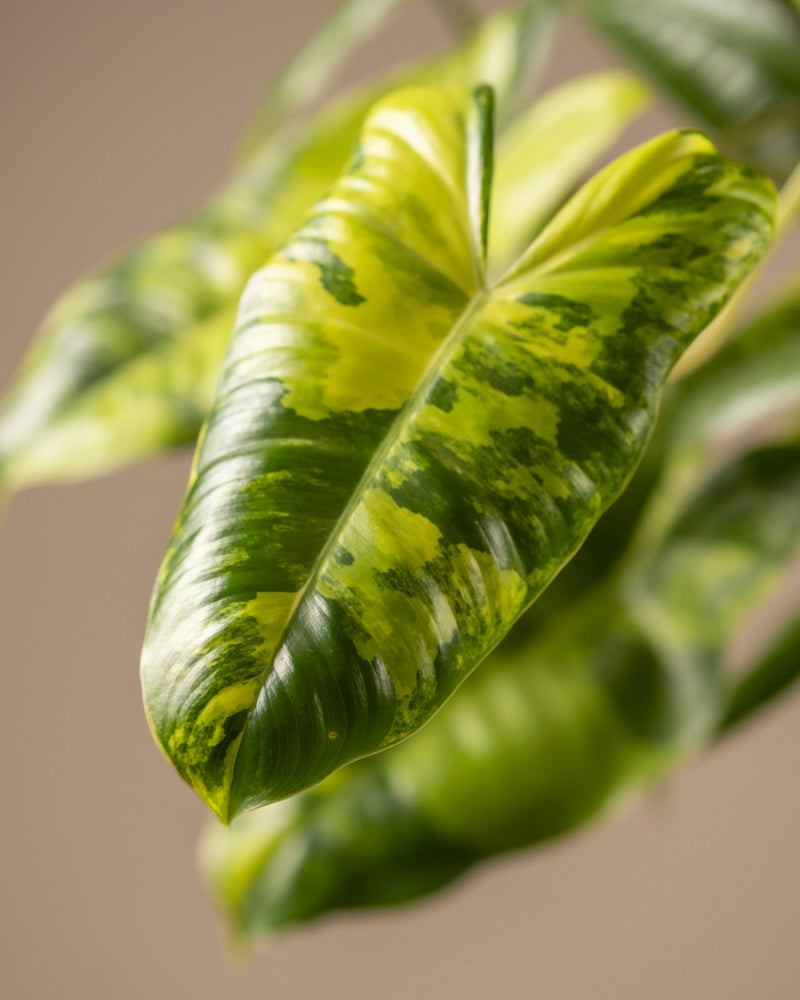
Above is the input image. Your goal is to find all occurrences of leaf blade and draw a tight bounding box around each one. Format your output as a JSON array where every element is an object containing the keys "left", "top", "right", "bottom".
[{"left": 142, "top": 84, "right": 776, "bottom": 820}]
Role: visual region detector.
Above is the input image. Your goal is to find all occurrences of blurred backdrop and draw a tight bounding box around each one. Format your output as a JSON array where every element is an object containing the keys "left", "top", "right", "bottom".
[{"left": 2, "top": 1, "right": 799, "bottom": 997}]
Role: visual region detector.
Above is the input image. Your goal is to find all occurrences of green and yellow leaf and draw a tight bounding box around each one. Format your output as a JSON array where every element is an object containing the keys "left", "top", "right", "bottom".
[
  {"left": 199, "top": 595, "right": 677, "bottom": 937},
  {"left": 0, "top": 68, "right": 647, "bottom": 490},
  {"left": 141, "top": 83, "right": 775, "bottom": 821}
]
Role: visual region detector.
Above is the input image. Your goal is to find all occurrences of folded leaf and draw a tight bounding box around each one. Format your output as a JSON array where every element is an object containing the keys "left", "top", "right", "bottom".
[
  {"left": 0, "top": 2, "right": 555, "bottom": 493},
  {"left": 592, "top": 0, "right": 800, "bottom": 182},
  {"left": 141, "top": 80, "right": 775, "bottom": 821}
]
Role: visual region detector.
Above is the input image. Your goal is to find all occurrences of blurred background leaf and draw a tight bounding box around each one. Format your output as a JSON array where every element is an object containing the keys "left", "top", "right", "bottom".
[{"left": 591, "top": 0, "right": 800, "bottom": 184}]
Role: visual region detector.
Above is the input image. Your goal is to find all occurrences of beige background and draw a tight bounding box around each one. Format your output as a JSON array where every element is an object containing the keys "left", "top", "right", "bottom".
[{"left": 2, "top": 2, "right": 799, "bottom": 997}]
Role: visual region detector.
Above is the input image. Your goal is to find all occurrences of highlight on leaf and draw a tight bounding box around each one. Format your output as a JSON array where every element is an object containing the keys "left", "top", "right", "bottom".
[{"left": 140, "top": 81, "right": 776, "bottom": 824}]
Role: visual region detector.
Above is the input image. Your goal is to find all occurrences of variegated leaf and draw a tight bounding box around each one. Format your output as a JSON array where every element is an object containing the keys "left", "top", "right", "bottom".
[
  {"left": 141, "top": 83, "right": 776, "bottom": 821},
  {"left": 199, "top": 309, "right": 800, "bottom": 938},
  {"left": 0, "top": 2, "right": 555, "bottom": 493}
]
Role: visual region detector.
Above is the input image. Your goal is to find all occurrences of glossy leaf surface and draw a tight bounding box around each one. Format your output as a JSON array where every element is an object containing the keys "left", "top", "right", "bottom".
[
  {"left": 0, "top": 3, "right": 552, "bottom": 493},
  {"left": 592, "top": 0, "right": 800, "bottom": 182},
  {"left": 141, "top": 81, "right": 775, "bottom": 820}
]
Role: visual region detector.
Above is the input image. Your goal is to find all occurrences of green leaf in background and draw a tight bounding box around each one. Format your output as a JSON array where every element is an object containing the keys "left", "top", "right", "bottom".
[
  {"left": 0, "top": 1, "right": 557, "bottom": 493},
  {"left": 620, "top": 442, "right": 800, "bottom": 740},
  {"left": 141, "top": 79, "right": 775, "bottom": 822},
  {"left": 592, "top": 0, "right": 800, "bottom": 183},
  {"left": 720, "top": 602, "right": 800, "bottom": 732},
  {"left": 199, "top": 294, "right": 800, "bottom": 939},
  {"left": 635, "top": 275, "right": 800, "bottom": 557}
]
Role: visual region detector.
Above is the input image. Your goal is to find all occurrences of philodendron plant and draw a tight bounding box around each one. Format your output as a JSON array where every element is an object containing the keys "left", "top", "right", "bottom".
[{"left": 3, "top": 0, "right": 800, "bottom": 946}]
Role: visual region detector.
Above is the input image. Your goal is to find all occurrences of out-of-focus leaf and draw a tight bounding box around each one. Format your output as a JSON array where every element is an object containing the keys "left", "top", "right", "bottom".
[
  {"left": 720, "top": 607, "right": 800, "bottom": 732},
  {"left": 0, "top": 2, "right": 555, "bottom": 493},
  {"left": 0, "top": 308, "right": 237, "bottom": 487},
  {"left": 199, "top": 337, "right": 800, "bottom": 941},
  {"left": 592, "top": 0, "right": 800, "bottom": 182},
  {"left": 620, "top": 442, "right": 800, "bottom": 739},
  {"left": 141, "top": 77, "right": 775, "bottom": 823},
  {"left": 632, "top": 275, "right": 800, "bottom": 555},
  {"left": 242, "top": 0, "right": 561, "bottom": 158}
]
